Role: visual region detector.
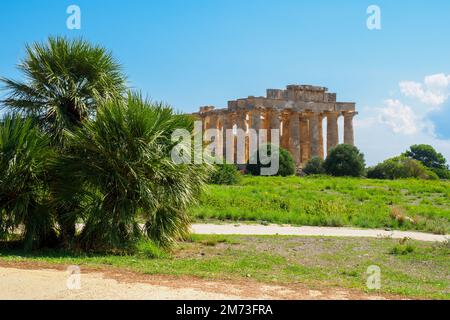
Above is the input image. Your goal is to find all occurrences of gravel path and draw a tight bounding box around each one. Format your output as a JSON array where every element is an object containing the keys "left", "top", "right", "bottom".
[
  {"left": 0, "top": 267, "right": 243, "bottom": 300},
  {"left": 191, "top": 223, "right": 449, "bottom": 242},
  {"left": 0, "top": 266, "right": 394, "bottom": 300}
]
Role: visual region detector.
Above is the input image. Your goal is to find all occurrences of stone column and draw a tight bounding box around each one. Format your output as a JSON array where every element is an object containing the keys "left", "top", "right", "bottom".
[
  {"left": 216, "top": 113, "right": 224, "bottom": 161},
  {"left": 308, "top": 112, "right": 321, "bottom": 158},
  {"left": 261, "top": 109, "right": 270, "bottom": 145},
  {"left": 326, "top": 111, "right": 339, "bottom": 155},
  {"left": 343, "top": 112, "right": 356, "bottom": 146},
  {"left": 249, "top": 108, "right": 262, "bottom": 163},
  {"left": 288, "top": 111, "right": 301, "bottom": 166},
  {"left": 200, "top": 114, "right": 207, "bottom": 132},
  {"left": 208, "top": 114, "right": 218, "bottom": 130},
  {"left": 280, "top": 111, "right": 290, "bottom": 150},
  {"left": 207, "top": 114, "right": 219, "bottom": 159},
  {"left": 235, "top": 110, "right": 247, "bottom": 165},
  {"left": 223, "top": 112, "right": 235, "bottom": 164},
  {"left": 299, "top": 114, "right": 310, "bottom": 164},
  {"left": 251, "top": 108, "right": 263, "bottom": 141},
  {"left": 269, "top": 109, "right": 281, "bottom": 145},
  {"left": 318, "top": 114, "right": 324, "bottom": 159},
  {"left": 300, "top": 113, "right": 311, "bottom": 165}
]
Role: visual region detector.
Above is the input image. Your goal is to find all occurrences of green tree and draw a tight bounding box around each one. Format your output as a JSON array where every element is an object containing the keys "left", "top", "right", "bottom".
[
  {"left": 246, "top": 144, "right": 296, "bottom": 177},
  {"left": 404, "top": 144, "right": 449, "bottom": 179},
  {"left": 0, "top": 115, "right": 56, "bottom": 250},
  {"left": 209, "top": 164, "right": 241, "bottom": 185},
  {"left": 303, "top": 156, "right": 325, "bottom": 175},
  {"left": 367, "top": 156, "right": 438, "bottom": 180},
  {"left": 404, "top": 144, "right": 447, "bottom": 170},
  {"left": 58, "top": 93, "right": 210, "bottom": 249},
  {"left": 324, "top": 144, "right": 365, "bottom": 177}
]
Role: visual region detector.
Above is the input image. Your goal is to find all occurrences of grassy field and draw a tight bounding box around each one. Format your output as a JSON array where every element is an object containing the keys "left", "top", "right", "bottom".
[
  {"left": 1, "top": 235, "right": 448, "bottom": 299},
  {"left": 191, "top": 176, "right": 450, "bottom": 234}
]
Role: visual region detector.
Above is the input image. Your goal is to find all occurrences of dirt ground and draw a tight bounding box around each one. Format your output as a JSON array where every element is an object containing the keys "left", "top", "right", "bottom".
[{"left": 0, "top": 261, "right": 400, "bottom": 300}]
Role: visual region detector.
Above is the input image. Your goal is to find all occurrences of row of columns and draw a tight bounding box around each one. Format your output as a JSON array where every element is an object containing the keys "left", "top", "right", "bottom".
[{"left": 202, "top": 109, "right": 356, "bottom": 167}]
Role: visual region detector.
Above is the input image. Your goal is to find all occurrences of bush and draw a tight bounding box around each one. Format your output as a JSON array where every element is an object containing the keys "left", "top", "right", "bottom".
[
  {"left": 367, "top": 156, "right": 438, "bottom": 180},
  {"left": 366, "top": 165, "right": 385, "bottom": 179},
  {"left": 389, "top": 238, "right": 416, "bottom": 255},
  {"left": 324, "top": 144, "right": 365, "bottom": 177},
  {"left": 303, "top": 156, "right": 325, "bottom": 175},
  {"left": 404, "top": 144, "right": 449, "bottom": 179},
  {"left": 246, "top": 144, "right": 296, "bottom": 177},
  {"left": 209, "top": 164, "right": 241, "bottom": 185},
  {"left": 57, "top": 93, "right": 211, "bottom": 249},
  {"left": 0, "top": 115, "right": 56, "bottom": 250},
  {"left": 431, "top": 167, "right": 450, "bottom": 180}
]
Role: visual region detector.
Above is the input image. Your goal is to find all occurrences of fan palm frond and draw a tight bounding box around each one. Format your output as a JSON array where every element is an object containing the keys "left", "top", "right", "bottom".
[
  {"left": 1, "top": 36, "right": 126, "bottom": 145},
  {"left": 57, "top": 92, "right": 211, "bottom": 249}
]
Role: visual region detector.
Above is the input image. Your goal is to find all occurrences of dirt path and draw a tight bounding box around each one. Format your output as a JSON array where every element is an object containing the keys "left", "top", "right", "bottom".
[
  {"left": 191, "top": 223, "right": 449, "bottom": 242},
  {"left": 0, "top": 264, "right": 397, "bottom": 300}
]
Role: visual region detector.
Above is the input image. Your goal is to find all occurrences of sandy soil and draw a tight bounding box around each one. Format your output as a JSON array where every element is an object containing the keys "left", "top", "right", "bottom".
[
  {"left": 191, "top": 223, "right": 449, "bottom": 242},
  {"left": 0, "top": 263, "right": 397, "bottom": 300}
]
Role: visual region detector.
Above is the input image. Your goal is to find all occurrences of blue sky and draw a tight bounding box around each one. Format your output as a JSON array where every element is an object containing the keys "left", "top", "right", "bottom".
[{"left": 1, "top": 0, "right": 450, "bottom": 164}]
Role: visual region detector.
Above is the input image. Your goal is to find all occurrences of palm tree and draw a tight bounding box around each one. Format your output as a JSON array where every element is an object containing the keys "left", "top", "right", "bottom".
[
  {"left": 58, "top": 93, "right": 210, "bottom": 250},
  {"left": 1, "top": 36, "right": 127, "bottom": 246},
  {"left": 0, "top": 115, "right": 56, "bottom": 250},
  {"left": 1, "top": 36, "right": 126, "bottom": 144}
]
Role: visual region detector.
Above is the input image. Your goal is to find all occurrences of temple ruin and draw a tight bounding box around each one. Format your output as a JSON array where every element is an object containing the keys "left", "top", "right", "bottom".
[{"left": 193, "top": 85, "right": 357, "bottom": 168}]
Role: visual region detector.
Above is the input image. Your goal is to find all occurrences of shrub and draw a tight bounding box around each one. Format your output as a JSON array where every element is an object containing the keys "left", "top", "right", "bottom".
[
  {"left": 209, "top": 164, "right": 241, "bottom": 185},
  {"left": 58, "top": 93, "right": 211, "bottom": 249},
  {"left": 303, "top": 156, "right": 325, "bottom": 175},
  {"left": 0, "top": 36, "right": 127, "bottom": 250},
  {"left": 389, "top": 206, "right": 415, "bottom": 226},
  {"left": 367, "top": 156, "right": 438, "bottom": 180},
  {"left": 431, "top": 167, "right": 450, "bottom": 180},
  {"left": 389, "top": 238, "right": 416, "bottom": 255},
  {"left": 366, "top": 165, "right": 385, "bottom": 179},
  {"left": 324, "top": 144, "right": 365, "bottom": 177},
  {"left": 246, "top": 144, "right": 296, "bottom": 177},
  {"left": 0, "top": 115, "right": 56, "bottom": 250}
]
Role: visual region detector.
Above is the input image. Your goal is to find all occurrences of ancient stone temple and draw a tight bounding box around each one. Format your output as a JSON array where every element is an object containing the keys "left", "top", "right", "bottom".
[{"left": 193, "top": 85, "right": 357, "bottom": 168}]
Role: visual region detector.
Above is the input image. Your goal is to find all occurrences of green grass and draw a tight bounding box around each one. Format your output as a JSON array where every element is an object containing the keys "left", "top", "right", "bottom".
[
  {"left": 191, "top": 176, "right": 450, "bottom": 234},
  {"left": 1, "top": 235, "right": 448, "bottom": 299}
]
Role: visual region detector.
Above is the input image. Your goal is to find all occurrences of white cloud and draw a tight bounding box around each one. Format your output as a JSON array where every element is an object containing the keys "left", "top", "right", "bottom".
[
  {"left": 378, "top": 99, "right": 419, "bottom": 135},
  {"left": 354, "top": 73, "right": 450, "bottom": 165},
  {"left": 356, "top": 115, "right": 450, "bottom": 166},
  {"left": 399, "top": 73, "right": 450, "bottom": 107},
  {"left": 424, "top": 73, "right": 450, "bottom": 88}
]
